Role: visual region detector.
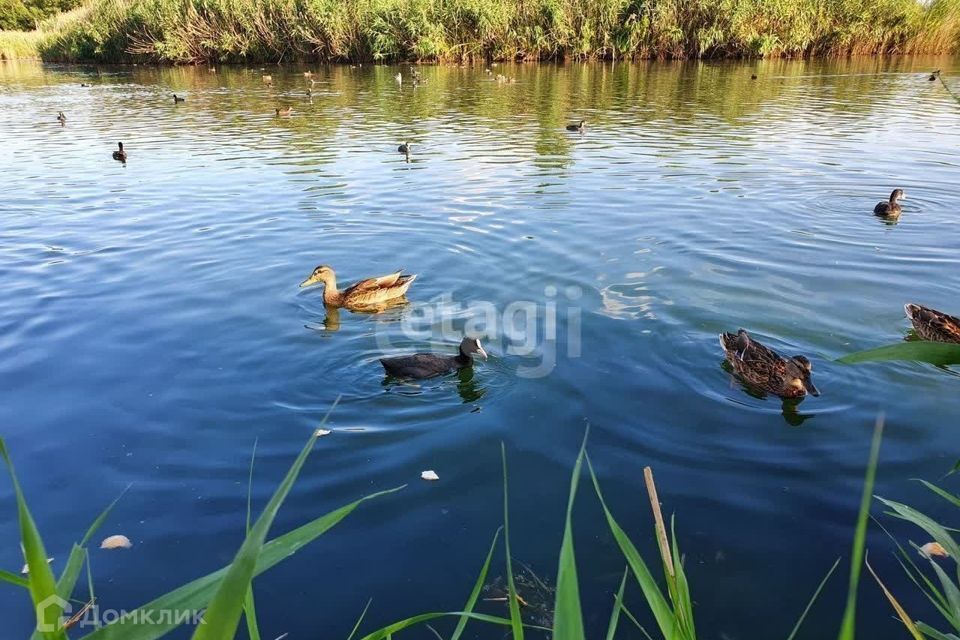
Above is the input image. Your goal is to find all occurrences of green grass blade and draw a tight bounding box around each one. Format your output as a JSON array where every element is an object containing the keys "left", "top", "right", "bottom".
[
  {"left": 916, "top": 480, "right": 960, "bottom": 509},
  {"left": 192, "top": 433, "right": 316, "bottom": 639},
  {"left": 243, "top": 439, "right": 261, "bottom": 640},
  {"left": 837, "top": 342, "right": 960, "bottom": 365},
  {"left": 450, "top": 527, "right": 502, "bottom": 640},
  {"left": 193, "top": 402, "right": 340, "bottom": 640},
  {"left": 359, "top": 612, "right": 523, "bottom": 640},
  {"left": 553, "top": 432, "right": 587, "bottom": 640},
  {"left": 865, "top": 552, "right": 924, "bottom": 640},
  {"left": 604, "top": 567, "right": 629, "bottom": 640},
  {"left": 618, "top": 600, "right": 656, "bottom": 640},
  {"left": 669, "top": 517, "right": 694, "bottom": 638},
  {"left": 0, "top": 568, "right": 29, "bottom": 588},
  {"left": 347, "top": 598, "right": 373, "bottom": 640},
  {"left": 243, "top": 588, "right": 261, "bottom": 640},
  {"left": 0, "top": 437, "right": 66, "bottom": 640},
  {"left": 916, "top": 621, "right": 960, "bottom": 640},
  {"left": 82, "top": 485, "right": 403, "bottom": 640},
  {"left": 928, "top": 561, "right": 960, "bottom": 624},
  {"left": 786, "top": 558, "right": 840, "bottom": 640},
  {"left": 837, "top": 416, "right": 884, "bottom": 640},
  {"left": 876, "top": 498, "right": 960, "bottom": 562},
  {"left": 585, "top": 454, "right": 674, "bottom": 636},
  {"left": 501, "top": 443, "right": 524, "bottom": 640}
]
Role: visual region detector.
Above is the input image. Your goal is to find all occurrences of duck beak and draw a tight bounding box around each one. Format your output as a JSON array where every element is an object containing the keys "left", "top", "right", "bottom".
[
  {"left": 299, "top": 275, "right": 319, "bottom": 288},
  {"left": 476, "top": 345, "right": 488, "bottom": 360},
  {"left": 803, "top": 379, "right": 820, "bottom": 397}
]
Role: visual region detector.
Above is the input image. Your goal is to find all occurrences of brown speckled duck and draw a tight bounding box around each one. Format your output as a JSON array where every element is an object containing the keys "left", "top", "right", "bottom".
[
  {"left": 720, "top": 329, "right": 819, "bottom": 399},
  {"left": 874, "top": 189, "right": 904, "bottom": 217},
  {"left": 299, "top": 265, "right": 416, "bottom": 309},
  {"left": 905, "top": 304, "right": 960, "bottom": 343}
]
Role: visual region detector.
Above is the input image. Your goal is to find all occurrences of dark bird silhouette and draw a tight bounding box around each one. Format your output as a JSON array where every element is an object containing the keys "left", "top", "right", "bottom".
[
  {"left": 380, "top": 337, "right": 488, "bottom": 379},
  {"left": 873, "top": 189, "right": 905, "bottom": 217},
  {"left": 112, "top": 142, "right": 127, "bottom": 162}
]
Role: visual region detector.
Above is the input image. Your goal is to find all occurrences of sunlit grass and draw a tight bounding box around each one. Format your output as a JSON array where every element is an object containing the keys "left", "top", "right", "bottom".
[{"left": 1, "top": 0, "right": 959, "bottom": 62}]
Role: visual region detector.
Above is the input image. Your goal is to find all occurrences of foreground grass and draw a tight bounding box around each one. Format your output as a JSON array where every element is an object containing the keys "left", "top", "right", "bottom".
[
  {"left": 2, "top": 415, "right": 958, "bottom": 638},
  {"left": 1, "top": 0, "right": 960, "bottom": 63}
]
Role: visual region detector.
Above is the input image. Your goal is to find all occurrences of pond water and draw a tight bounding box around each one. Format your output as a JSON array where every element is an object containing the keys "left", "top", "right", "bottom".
[{"left": 1, "top": 56, "right": 959, "bottom": 638}]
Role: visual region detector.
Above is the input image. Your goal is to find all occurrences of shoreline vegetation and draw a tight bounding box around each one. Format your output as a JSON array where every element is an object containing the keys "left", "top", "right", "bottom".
[{"left": 1, "top": 0, "right": 959, "bottom": 64}]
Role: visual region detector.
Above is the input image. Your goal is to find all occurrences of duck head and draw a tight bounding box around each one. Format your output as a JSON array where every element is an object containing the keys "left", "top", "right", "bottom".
[
  {"left": 459, "top": 337, "right": 488, "bottom": 360},
  {"left": 300, "top": 265, "right": 335, "bottom": 288},
  {"left": 788, "top": 356, "right": 819, "bottom": 397},
  {"left": 890, "top": 188, "right": 905, "bottom": 203}
]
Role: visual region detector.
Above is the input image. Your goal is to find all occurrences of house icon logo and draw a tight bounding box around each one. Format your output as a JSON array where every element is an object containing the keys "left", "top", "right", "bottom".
[{"left": 36, "top": 595, "right": 71, "bottom": 633}]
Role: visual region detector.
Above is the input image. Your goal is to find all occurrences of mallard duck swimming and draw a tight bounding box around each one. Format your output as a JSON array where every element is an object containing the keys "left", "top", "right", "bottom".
[
  {"left": 173, "top": 94, "right": 185, "bottom": 103},
  {"left": 929, "top": 69, "right": 941, "bottom": 81},
  {"left": 56, "top": 111, "right": 66, "bottom": 124},
  {"left": 398, "top": 142, "right": 410, "bottom": 154},
  {"left": 720, "top": 330, "right": 820, "bottom": 399},
  {"left": 874, "top": 189, "right": 905, "bottom": 217},
  {"left": 566, "top": 120, "right": 585, "bottom": 132},
  {"left": 275, "top": 107, "right": 293, "bottom": 116},
  {"left": 299, "top": 265, "right": 416, "bottom": 309},
  {"left": 380, "top": 337, "right": 487, "bottom": 379},
  {"left": 905, "top": 304, "right": 960, "bottom": 343},
  {"left": 112, "top": 142, "right": 127, "bottom": 162}
]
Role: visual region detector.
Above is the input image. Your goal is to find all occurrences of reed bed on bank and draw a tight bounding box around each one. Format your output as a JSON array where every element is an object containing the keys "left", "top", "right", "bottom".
[{"left": 1, "top": 0, "right": 959, "bottom": 63}]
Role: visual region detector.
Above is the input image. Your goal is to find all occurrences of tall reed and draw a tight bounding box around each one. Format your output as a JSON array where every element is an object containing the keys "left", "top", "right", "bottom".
[{"left": 2, "top": 0, "right": 959, "bottom": 62}]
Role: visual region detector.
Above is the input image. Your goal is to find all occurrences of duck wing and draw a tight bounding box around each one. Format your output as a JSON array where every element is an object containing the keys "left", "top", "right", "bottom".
[
  {"left": 905, "top": 304, "right": 960, "bottom": 343},
  {"left": 344, "top": 273, "right": 417, "bottom": 307}
]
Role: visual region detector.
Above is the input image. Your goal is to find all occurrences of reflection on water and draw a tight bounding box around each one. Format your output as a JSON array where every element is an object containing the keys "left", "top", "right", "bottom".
[{"left": 1, "top": 56, "right": 960, "bottom": 639}]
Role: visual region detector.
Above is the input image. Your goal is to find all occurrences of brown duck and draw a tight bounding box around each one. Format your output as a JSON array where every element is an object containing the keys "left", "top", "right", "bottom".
[
  {"left": 299, "top": 265, "right": 416, "bottom": 309},
  {"left": 905, "top": 304, "right": 960, "bottom": 343},
  {"left": 720, "top": 329, "right": 820, "bottom": 399},
  {"left": 874, "top": 189, "right": 905, "bottom": 217}
]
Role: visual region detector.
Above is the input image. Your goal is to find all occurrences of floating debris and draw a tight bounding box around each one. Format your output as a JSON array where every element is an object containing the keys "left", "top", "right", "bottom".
[
  {"left": 314, "top": 428, "right": 332, "bottom": 437},
  {"left": 21, "top": 558, "right": 54, "bottom": 574},
  {"left": 420, "top": 470, "right": 440, "bottom": 481},
  {"left": 920, "top": 541, "right": 949, "bottom": 559},
  {"left": 100, "top": 534, "right": 133, "bottom": 550}
]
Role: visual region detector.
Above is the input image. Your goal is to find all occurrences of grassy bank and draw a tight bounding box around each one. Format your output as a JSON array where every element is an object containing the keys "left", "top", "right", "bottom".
[{"left": 1, "top": 0, "right": 960, "bottom": 63}]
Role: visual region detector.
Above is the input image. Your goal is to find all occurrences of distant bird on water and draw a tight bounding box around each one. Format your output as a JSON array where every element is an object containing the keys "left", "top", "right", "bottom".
[
  {"left": 275, "top": 107, "right": 293, "bottom": 116},
  {"left": 751, "top": 73, "right": 758, "bottom": 80},
  {"left": 398, "top": 142, "right": 410, "bottom": 154},
  {"left": 173, "top": 94, "right": 185, "bottom": 103},
  {"left": 380, "top": 337, "right": 488, "bottom": 379},
  {"left": 112, "top": 142, "right": 127, "bottom": 162},
  {"left": 566, "top": 120, "right": 585, "bottom": 132},
  {"left": 929, "top": 69, "right": 941, "bottom": 81},
  {"left": 56, "top": 111, "right": 66, "bottom": 124},
  {"left": 873, "top": 188, "right": 905, "bottom": 218},
  {"left": 395, "top": 72, "right": 402, "bottom": 84}
]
